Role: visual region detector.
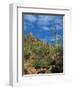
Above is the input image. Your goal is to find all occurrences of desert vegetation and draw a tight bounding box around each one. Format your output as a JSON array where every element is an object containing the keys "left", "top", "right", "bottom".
[{"left": 24, "top": 33, "right": 63, "bottom": 74}]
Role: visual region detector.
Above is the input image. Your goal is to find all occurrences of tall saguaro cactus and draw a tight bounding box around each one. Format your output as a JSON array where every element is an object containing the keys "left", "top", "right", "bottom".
[{"left": 54, "top": 24, "right": 58, "bottom": 46}]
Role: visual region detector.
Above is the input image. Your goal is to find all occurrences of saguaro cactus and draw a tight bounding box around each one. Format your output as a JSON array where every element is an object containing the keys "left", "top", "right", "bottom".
[{"left": 54, "top": 24, "right": 58, "bottom": 46}]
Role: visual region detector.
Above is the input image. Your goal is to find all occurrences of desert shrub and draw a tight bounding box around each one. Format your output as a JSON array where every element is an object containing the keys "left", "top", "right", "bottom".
[
  {"left": 32, "top": 55, "right": 53, "bottom": 69},
  {"left": 54, "top": 45, "right": 63, "bottom": 54},
  {"left": 24, "top": 34, "right": 63, "bottom": 73},
  {"left": 32, "top": 59, "right": 48, "bottom": 69},
  {"left": 24, "top": 52, "right": 30, "bottom": 61},
  {"left": 46, "top": 57, "right": 53, "bottom": 65}
]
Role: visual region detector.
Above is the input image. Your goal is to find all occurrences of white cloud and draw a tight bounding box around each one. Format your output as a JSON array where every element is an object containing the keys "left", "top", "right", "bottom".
[
  {"left": 55, "top": 18, "right": 63, "bottom": 25},
  {"left": 37, "top": 16, "right": 55, "bottom": 25},
  {"left": 56, "top": 24, "right": 63, "bottom": 30},
  {"left": 24, "top": 15, "right": 63, "bottom": 32},
  {"left": 24, "top": 15, "right": 37, "bottom": 23},
  {"left": 41, "top": 26, "right": 50, "bottom": 31}
]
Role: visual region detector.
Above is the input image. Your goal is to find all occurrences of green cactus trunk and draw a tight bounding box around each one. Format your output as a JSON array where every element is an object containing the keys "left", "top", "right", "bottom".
[{"left": 54, "top": 26, "right": 57, "bottom": 46}]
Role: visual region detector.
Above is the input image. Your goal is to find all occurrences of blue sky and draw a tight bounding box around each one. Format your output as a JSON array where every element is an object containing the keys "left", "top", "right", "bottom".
[{"left": 23, "top": 14, "right": 63, "bottom": 45}]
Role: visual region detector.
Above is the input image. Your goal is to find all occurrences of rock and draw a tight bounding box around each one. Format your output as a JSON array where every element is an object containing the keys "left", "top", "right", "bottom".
[
  {"left": 37, "top": 68, "right": 47, "bottom": 74},
  {"left": 24, "top": 63, "right": 37, "bottom": 74}
]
